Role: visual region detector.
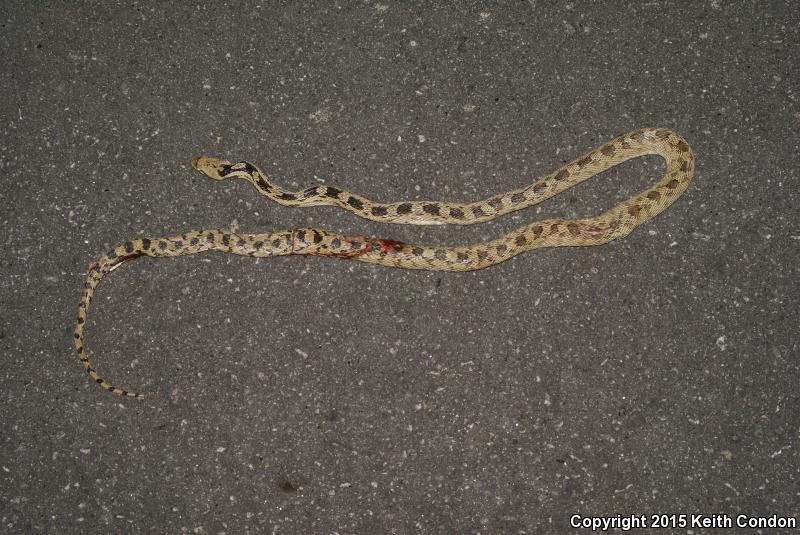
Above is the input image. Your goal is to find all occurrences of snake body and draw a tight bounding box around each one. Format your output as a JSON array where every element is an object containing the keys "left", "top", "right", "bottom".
[{"left": 74, "top": 128, "right": 694, "bottom": 398}]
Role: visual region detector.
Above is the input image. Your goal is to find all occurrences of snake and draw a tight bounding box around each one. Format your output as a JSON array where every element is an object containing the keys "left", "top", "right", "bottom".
[{"left": 73, "top": 127, "right": 694, "bottom": 398}]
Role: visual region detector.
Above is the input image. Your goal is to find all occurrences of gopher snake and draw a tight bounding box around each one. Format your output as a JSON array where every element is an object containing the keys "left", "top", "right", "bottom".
[{"left": 74, "top": 128, "right": 694, "bottom": 398}]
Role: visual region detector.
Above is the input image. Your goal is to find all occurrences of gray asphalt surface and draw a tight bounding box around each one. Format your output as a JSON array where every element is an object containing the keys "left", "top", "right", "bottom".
[{"left": 2, "top": 2, "right": 798, "bottom": 533}]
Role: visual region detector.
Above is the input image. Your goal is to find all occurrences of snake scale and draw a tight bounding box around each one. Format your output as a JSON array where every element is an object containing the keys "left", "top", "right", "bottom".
[{"left": 74, "top": 127, "right": 694, "bottom": 398}]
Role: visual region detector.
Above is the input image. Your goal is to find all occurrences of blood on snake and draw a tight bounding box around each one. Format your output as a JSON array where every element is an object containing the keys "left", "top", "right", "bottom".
[{"left": 73, "top": 127, "right": 695, "bottom": 398}]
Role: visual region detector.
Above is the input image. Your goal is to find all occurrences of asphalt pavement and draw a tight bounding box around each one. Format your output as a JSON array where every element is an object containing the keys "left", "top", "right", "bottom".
[{"left": 1, "top": 2, "right": 798, "bottom": 533}]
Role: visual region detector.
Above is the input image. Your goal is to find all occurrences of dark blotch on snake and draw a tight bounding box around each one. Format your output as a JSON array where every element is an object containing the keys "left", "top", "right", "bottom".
[
  {"left": 515, "top": 235, "right": 527, "bottom": 246},
  {"left": 371, "top": 206, "right": 388, "bottom": 217},
  {"left": 411, "top": 247, "right": 423, "bottom": 256},
  {"left": 312, "top": 230, "right": 323, "bottom": 244},
  {"left": 124, "top": 242, "right": 134, "bottom": 254},
  {"left": 278, "top": 193, "right": 296, "bottom": 201},
  {"left": 159, "top": 241, "right": 168, "bottom": 249},
  {"left": 511, "top": 193, "right": 525, "bottom": 204},
  {"left": 449, "top": 207, "right": 465, "bottom": 219},
  {"left": 554, "top": 169, "right": 569, "bottom": 181},
  {"left": 331, "top": 238, "right": 341, "bottom": 249},
  {"left": 397, "top": 203, "right": 412, "bottom": 215},
  {"left": 347, "top": 196, "right": 364, "bottom": 210},
  {"left": 423, "top": 204, "right": 440, "bottom": 216},
  {"left": 325, "top": 186, "right": 342, "bottom": 198},
  {"left": 434, "top": 249, "right": 447, "bottom": 260},
  {"left": 141, "top": 238, "right": 151, "bottom": 250},
  {"left": 472, "top": 206, "right": 486, "bottom": 218}
]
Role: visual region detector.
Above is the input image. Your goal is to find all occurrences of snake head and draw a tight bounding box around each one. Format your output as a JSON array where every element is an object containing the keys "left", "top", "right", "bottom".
[
  {"left": 190, "top": 156, "right": 237, "bottom": 180},
  {"left": 191, "top": 156, "right": 263, "bottom": 181}
]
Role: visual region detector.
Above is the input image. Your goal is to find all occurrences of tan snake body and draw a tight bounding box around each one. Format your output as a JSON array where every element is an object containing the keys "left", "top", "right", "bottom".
[{"left": 74, "top": 127, "right": 694, "bottom": 398}]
